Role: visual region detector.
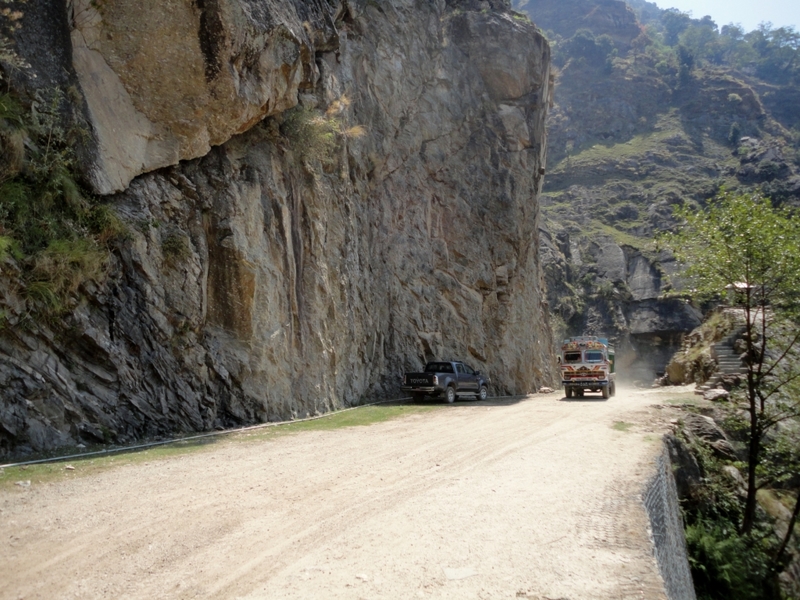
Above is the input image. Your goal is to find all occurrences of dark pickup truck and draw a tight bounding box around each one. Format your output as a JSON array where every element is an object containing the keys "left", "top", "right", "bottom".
[{"left": 401, "top": 360, "right": 490, "bottom": 403}]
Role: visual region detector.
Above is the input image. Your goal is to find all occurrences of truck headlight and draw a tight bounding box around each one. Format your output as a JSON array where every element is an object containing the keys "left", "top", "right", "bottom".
[{"left": 433, "top": 375, "right": 438, "bottom": 385}]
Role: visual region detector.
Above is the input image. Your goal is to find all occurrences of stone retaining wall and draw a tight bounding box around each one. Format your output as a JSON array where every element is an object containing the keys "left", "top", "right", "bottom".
[{"left": 644, "top": 443, "right": 697, "bottom": 600}]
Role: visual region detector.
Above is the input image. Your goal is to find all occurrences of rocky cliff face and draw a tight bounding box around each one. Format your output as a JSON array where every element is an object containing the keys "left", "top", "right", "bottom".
[{"left": 0, "top": 0, "right": 556, "bottom": 456}]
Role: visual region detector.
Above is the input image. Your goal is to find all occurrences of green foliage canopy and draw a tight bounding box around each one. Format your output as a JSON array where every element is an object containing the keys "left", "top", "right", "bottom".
[
  {"left": 660, "top": 190, "right": 800, "bottom": 539},
  {"left": 660, "top": 190, "right": 800, "bottom": 310}
]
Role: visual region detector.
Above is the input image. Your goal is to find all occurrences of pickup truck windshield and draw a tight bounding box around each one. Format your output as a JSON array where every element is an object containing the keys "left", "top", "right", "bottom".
[
  {"left": 425, "top": 362, "right": 454, "bottom": 373},
  {"left": 585, "top": 351, "right": 604, "bottom": 363}
]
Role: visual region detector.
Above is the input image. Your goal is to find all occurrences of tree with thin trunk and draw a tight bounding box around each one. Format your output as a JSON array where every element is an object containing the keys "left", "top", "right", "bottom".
[{"left": 659, "top": 190, "right": 800, "bottom": 538}]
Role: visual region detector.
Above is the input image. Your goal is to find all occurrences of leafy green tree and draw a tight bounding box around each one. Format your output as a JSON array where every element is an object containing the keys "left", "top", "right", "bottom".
[
  {"left": 746, "top": 24, "right": 800, "bottom": 84},
  {"left": 719, "top": 24, "right": 757, "bottom": 67},
  {"left": 662, "top": 8, "right": 691, "bottom": 46},
  {"left": 677, "top": 44, "right": 695, "bottom": 85},
  {"left": 685, "top": 517, "right": 772, "bottom": 600},
  {"left": 680, "top": 18, "right": 724, "bottom": 64},
  {"left": 659, "top": 190, "right": 800, "bottom": 536}
]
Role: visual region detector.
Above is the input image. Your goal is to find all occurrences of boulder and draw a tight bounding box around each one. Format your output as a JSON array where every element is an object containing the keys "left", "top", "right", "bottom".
[
  {"left": 664, "top": 434, "right": 702, "bottom": 500},
  {"left": 665, "top": 361, "right": 686, "bottom": 385},
  {"left": 721, "top": 465, "right": 747, "bottom": 498},
  {"left": 69, "top": 0, "right": 337, "bottom": 194},
  {"left": 703, "top": 389, "right": 730, "bottom": 402},
  {"left": 682, "top": 413, "right": 738, "bottom": 461},
  {"left": 627, "top": 254, "right": 660, "bottom": 301}
]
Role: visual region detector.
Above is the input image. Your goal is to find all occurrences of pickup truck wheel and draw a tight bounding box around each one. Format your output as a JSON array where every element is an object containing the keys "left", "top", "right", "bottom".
[
  {"left": 476, "top": 385, "right": 488, "bottom": 401},
  {"left": 445, "top": 386, "right": 456, "bottom": 404}
]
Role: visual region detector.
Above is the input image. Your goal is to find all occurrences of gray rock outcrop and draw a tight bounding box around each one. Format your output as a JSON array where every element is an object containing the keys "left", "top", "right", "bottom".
[
  {"left": 0, "top": 0, "right": 557, "bottom": 456},
  {"left": 682, "top": 413, "right": 738, "bottom": 461},
  {"left": 542, "top": 225, "right": 702, "bottom": 380}
]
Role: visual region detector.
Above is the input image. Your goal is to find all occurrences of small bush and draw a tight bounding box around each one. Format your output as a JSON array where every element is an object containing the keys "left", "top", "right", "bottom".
[
  {"left": 686, "top": 519, "right": 772, "bottom": 600},
  {"left": 280, "top": 105, "right": 339, "bottom": 165},
  {"left": 279, "top": 96, "right": 366, "bottom": 166},
  {"left": 161, "top": 232, "right": 190, "bottom": 265},
  {"left": 89, "top": 204, "right": 128, "bottom": 245},
  {"left": 33, "top": 239, "right": 106, "bottom": 291},
  {"left": 24, "top": 281, "right": 62, "bottom": 313}
]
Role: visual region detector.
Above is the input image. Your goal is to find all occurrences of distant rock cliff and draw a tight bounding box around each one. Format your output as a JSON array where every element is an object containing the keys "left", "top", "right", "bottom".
[{"left": 0, "top": 0, "right": 556, "bottom": 456}]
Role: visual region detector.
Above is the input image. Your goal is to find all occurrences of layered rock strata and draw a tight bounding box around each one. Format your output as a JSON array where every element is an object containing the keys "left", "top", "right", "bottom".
[{"left": 0, "top": 0, "right": 556, "bottom": 456}]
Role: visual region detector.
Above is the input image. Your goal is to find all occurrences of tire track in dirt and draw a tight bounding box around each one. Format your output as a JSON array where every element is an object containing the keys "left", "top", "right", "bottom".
[{"left": 205, "top": 400, "right": 583, "bottom": 596}]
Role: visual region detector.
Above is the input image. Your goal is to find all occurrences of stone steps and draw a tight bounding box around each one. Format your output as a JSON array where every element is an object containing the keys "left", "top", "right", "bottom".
[{"left": 695, "top": 325, "right": 747, "bottom": 394}]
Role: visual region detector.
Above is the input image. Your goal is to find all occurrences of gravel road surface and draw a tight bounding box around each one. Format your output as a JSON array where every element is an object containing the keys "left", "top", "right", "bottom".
[{"left": 0, "top": 385, "right": 690, "bottom": 599}]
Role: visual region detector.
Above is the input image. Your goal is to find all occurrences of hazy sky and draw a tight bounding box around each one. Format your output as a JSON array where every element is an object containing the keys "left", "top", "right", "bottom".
[{"left": 653, "top": 0, "right": 798, "bottom": 32}]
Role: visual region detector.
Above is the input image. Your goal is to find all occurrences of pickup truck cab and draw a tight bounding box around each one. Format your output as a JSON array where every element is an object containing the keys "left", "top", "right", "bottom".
[{"left": 402, "top": 360, "right": 490, "bottom": 403}]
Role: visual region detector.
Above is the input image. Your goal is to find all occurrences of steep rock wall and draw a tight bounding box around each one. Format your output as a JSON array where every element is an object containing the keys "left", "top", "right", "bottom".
[{"left": 0, "top": 0, "right": 556, "bottom": 456}]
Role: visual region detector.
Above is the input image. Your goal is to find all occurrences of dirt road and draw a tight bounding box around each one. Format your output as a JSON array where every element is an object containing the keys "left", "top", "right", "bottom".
[{"left": 0, "top": 386, "right": 690, "bottom": 600}]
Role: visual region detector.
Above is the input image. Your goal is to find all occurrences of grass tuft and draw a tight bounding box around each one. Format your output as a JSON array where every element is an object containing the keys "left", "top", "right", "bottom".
[
  {"left": 281, "top": 104, "right": 340, "bottom": 165},
  {"left": 0, "top": 88, "right": 126, "bottom": 320},
  {"left": 279, "top": 96, "right": 367, "bottom": 166},
  {"left": 161, "top": 232, "right": 191, "bottom": 265}
]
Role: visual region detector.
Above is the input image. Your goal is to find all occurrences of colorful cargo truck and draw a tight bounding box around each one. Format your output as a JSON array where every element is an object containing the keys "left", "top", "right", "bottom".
[{"left": 560, "top": 336, "right": 616, "bottom": 399}]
